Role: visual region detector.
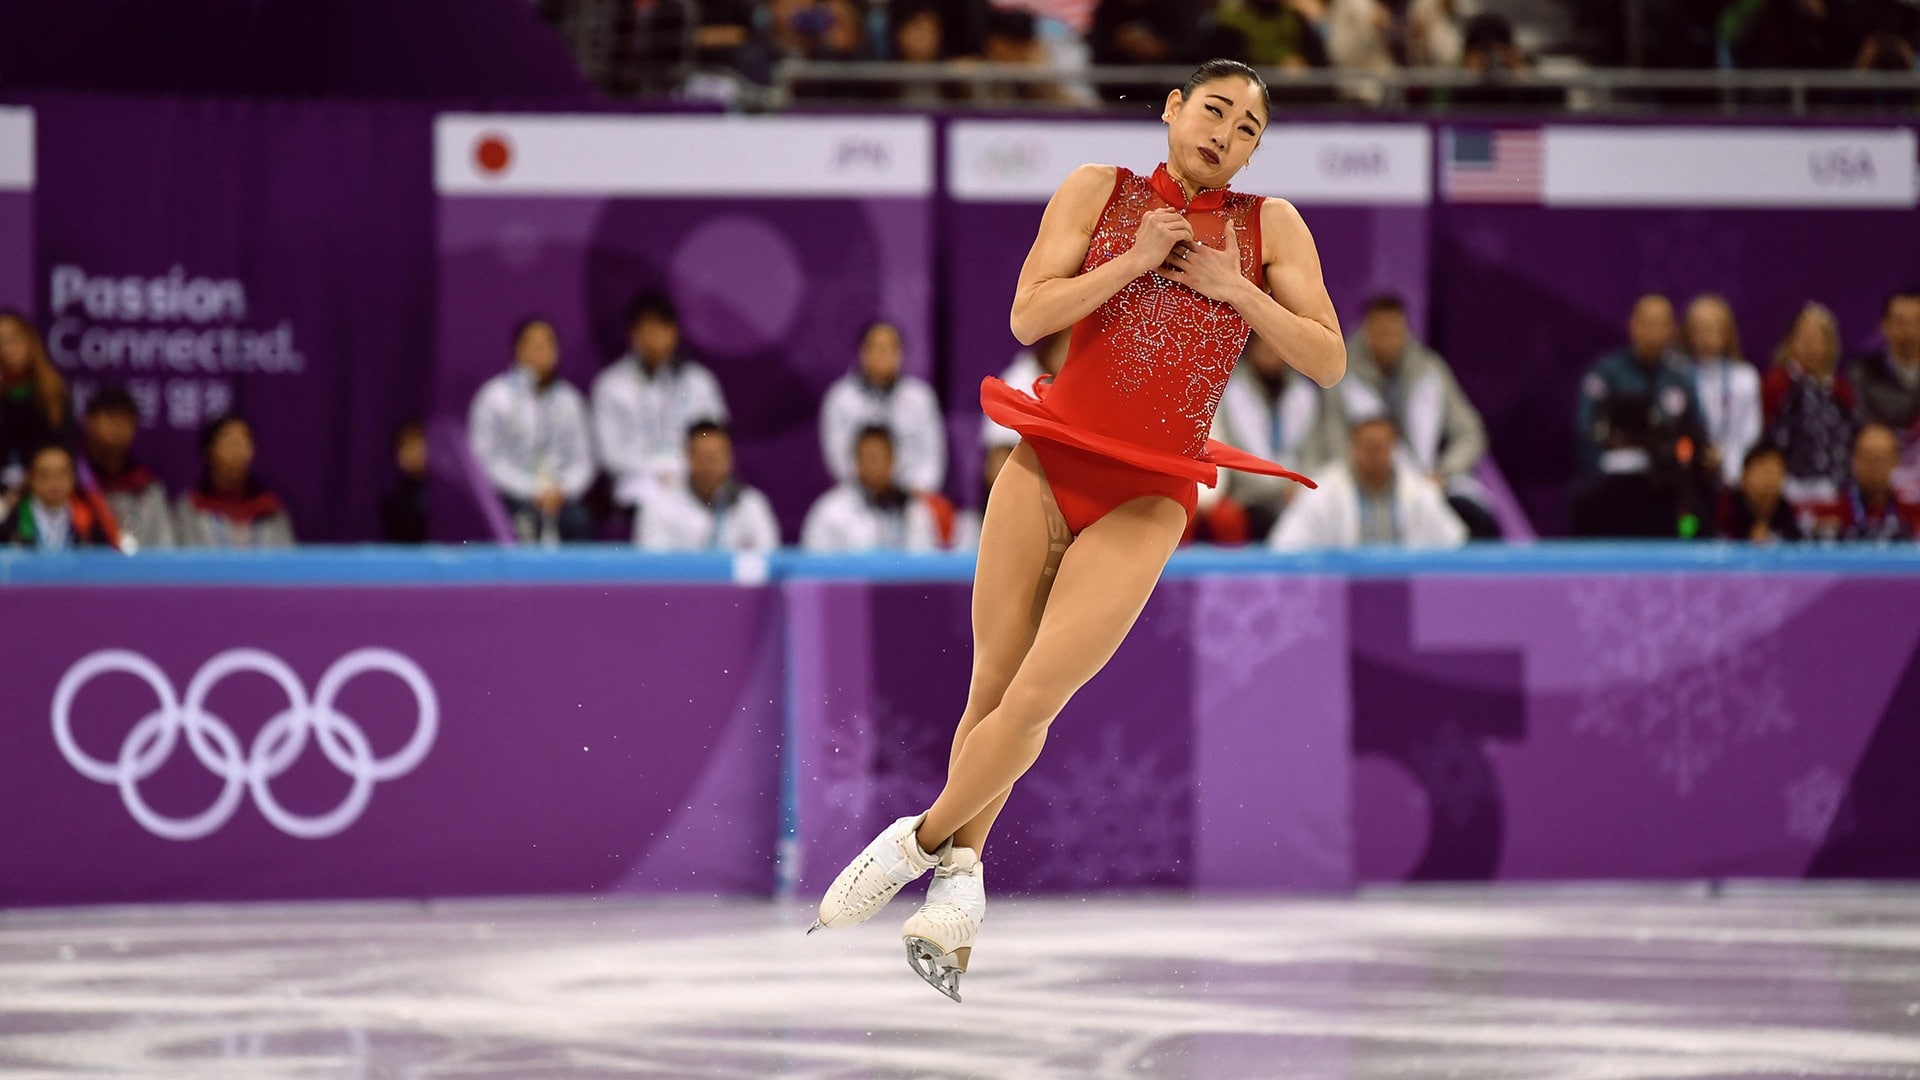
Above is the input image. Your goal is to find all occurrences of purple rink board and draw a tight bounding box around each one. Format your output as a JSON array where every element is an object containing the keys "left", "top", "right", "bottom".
[
  {"left": 1352, "top": 573, "right": 1920, "bottom": 883},
  {"left": 0, "top": 585, "right": 783, "bottom": 906},
  {"left": 787, "top": 576, "right": 1354, "bottom": 896}
]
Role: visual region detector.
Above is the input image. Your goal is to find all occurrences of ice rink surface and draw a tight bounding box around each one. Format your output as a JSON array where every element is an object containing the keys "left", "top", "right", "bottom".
[{"left": 2, "top": 885, "right": 1918, "bottom": 1079}]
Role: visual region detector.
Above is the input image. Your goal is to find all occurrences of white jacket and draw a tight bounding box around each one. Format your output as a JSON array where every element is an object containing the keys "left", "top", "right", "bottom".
[
  {"left": 1210, "top": 364, "right": 1337, "bottom": 512},
  {"left": 980, "top": 351, "right": 1045, "bottom": 450},
  {"left": 636, "top": 481, "right": 781, "bottom": 553},
  {"left": 819, "top": 373, "right": 947, "bottom": 493},
  {"left": 468, "top": 367, "right": 595, "bottom": 501},
  {"left": 1271, "top": 466, "right": 1467, "bottom": 551},
  {"left": 800, "top": 484, "right": 939, "bottom": 553},
  {"left": 590, "top": 354, "right": 729, "bottom": 505},
  {"left": 1692, "top": 357, "right": 1764, "bottom": 488}
]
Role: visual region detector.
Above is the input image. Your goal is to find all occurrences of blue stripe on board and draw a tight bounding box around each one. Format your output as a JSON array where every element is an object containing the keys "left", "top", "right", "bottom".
[{"left": 5, "top": 541, "right": 1920, "bottom": 587}]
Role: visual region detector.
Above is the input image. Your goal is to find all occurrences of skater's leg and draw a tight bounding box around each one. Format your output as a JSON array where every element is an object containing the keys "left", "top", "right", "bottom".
[
  {"left": 916, "top": 493, "right": 1187, "bottom": 850},
  {"left": 945, "top": 441, "right": 1069, "bottom": 853}
]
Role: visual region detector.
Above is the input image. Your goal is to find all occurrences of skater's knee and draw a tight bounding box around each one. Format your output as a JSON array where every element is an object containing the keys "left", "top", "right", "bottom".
[{"left": 990, "top": 681, "right": 1064, "bottom": 736}]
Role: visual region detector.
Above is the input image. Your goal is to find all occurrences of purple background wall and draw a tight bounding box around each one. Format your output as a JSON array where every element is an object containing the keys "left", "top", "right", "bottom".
[
  {"left": 25, "top": 95, "right": 435, "bottom": 541},
  {"left": 0, "top": 191, "right": 27, "bottom": 314},
  {"left": 436, "top": 192, "right": 934, "bottom": 538}
]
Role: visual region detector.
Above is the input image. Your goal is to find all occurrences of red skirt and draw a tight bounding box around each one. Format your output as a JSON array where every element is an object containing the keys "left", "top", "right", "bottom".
[{"left": 979, "top": 376, "right": 1318, "bottom": 491}]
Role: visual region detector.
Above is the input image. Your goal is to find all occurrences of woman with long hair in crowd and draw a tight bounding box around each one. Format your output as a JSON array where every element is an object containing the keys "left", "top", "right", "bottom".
[
  {"left": 807, "top": 59, "right": 1346, "bottom": 1001},
  {"left": 0, "top": 312, "right": 71, "bottom": 496}
]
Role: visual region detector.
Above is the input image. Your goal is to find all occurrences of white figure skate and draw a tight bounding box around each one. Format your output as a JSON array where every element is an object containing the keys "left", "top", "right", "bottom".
[
  {"left": 808, "top": 815, "right": 950, "bottom": 934},
  {"left": 900, "top": 846, "right": 984, "bottom": 1003}
]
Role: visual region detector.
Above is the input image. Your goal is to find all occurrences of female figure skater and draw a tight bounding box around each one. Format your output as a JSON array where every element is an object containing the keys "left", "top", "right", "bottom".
[{"left": 809, "top": 59, "right": 1346, "bottom": 1001}]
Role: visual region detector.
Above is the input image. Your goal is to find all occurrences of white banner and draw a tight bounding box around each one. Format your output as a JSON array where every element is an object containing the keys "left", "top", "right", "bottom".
[
  {"left": 0, "top": 108, "right": 33, "bottom": 191},
  {"left": 1544, "top": 126, "right": 1917, "bottom": 209},
  {"left": 435, "top": 114, "right": 934, "bottom": 198},
  {"left": 948, "top": 119, "right": 1431, "bottom": 205}
]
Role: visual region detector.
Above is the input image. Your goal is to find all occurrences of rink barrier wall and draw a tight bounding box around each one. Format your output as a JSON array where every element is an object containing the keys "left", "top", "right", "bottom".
[{"left": 4, "top": 544, "right": 1919, "bottom": 907}]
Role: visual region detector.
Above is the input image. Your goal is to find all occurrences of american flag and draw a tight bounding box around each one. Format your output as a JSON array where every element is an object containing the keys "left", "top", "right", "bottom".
[{"left": 1445, "top": 129, "right": 1545, "bottom": 204}]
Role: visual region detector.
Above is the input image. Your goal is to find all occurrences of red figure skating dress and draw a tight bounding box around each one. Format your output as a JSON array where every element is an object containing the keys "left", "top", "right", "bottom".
[{"left": 981, "top": 163, "right": 1317, "bottom": 534}]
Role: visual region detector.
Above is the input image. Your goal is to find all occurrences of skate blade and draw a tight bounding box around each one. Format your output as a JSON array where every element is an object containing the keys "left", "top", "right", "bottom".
[
  {"left": 806, "top": 920, "right": 824, "bottom": 936},
  {"left": 904, "top": 937, "right": 965, "bottom": 1003}
]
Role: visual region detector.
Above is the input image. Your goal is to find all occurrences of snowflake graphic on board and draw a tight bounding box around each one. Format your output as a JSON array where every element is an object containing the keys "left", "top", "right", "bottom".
[
  {"left": 1194, "top": 577, "right": 1332, "bottom": 691},
  {"left": 1786, "top": 765, "right": 1855, "bottom": 844},
  {"left": 1567, "top": 578, "right": 1794, "bottom": 795},
  {"left": 819, "top": 694, "right": 946, "bottom": 834},
  {"left": 1023, "top": 726, "right": 1191, "bottom": 889}
]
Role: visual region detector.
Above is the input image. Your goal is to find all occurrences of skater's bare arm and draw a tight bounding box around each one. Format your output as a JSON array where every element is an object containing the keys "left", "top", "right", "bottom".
[
  {"left": 1237, "top": 199, "right": 1344, "bottom": 388},
  {"left": 1009, "top": 165, "right": 1191, "bottom": 346}
]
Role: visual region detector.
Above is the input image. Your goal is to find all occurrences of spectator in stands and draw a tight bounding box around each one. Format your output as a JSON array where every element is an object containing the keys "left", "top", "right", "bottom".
[
  {"left": 637, "top": 421, "right": 781, "bottom": 552},
  {"left": 980, "top": 9, "right": 1075, "bottom": 102},
  {"left": 1089, "top": 0, "right": 1198, "bottom": 103},
  {"left": 802, "top": 424, "right": 939, "bottom": 552},
  {"left": 1850, "top": 288, "right": 1920, "bottom": 496},
  {"left": 0, "top": 444, "right": 119, "bottom": 551},
  {"left": 1272, "top": 416, "right": 1467, "bottom": 550},
  {"left": 592, "top": 291, "right": 729, "bottom": 509},
  {"left": 175, "top": 415, "right": 295, "bottom": 548},
  {"left": 0, "top": 312, "right": 69, "bottom": 497},
  {"left": 1448, "top": 12, "right": 1567, "bottom": 107},
  {"left": 982, "top": 329, "right": 1070, "bottom": 452},
  {"left": 1839, "top": 423, "right": 1918, "bottom": 541},
  {"left": 1212, "top": 0, "right": 1330, "bottom": 70},
  {"left": 470, "top": 318, "right": 595, "bottom": 544},
  {"left": 1762, "top": 301, "right": 1858, "bottom": 510},
  {"left": 693, "top": 0, "right": 775, "bottom": 84},
  {"left": 1717, "top": 441, "right": 1802, "bottom": 542},
  {"left": 1576, "top": 295, "right": 1707, "bottom": 479},
  {"left": 1325, "top": 0, "right": 1462, "bottom": 70},
  {"left": 889, "top": 0, "right": 963, "bottom": 103},
  {"left": 1683, "top": 293, "right": 1763, "bottom": 490},
  {"left": 1211, "top": 334, "right": 1339, "bottom": 542},
  {"left": 80, "top": 388, "right": 173, "bottom": 550},
  {"left": 820, "top": 320, "right": 946, "bottom": 494},
  {"left": 380, "top": 419, "right": 429, "bottom": 545},
  {"left": 1331, "top": 294, "right": 1496, "bottom": 536},
  {"left": 1568, "top": 394, "right": 1682, "bottom": 539}
]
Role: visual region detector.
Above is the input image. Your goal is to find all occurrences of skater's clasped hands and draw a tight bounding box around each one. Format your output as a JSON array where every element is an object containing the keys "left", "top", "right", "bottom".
[
  {"left": 1155, "top": 225, "right": 1245, "bottom": 302},
  {"left": 1129, "top": 207, "right": 1194, "bottom": 270}
]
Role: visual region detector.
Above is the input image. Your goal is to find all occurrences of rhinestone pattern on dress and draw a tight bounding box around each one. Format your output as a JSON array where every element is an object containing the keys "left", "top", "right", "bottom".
[{"left": 1046, "top": 164, "right": 1266, "bottom": 459}]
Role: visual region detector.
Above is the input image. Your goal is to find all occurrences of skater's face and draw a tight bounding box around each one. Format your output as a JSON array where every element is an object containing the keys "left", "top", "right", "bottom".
[
  {"left": 514, "top": 320, "right": 560, "bottom": 384},
  {"left": 1162, "top": 77, "right": 1265, "bottom": 189},
  {"left": 1628, "top": 297, "right": 1675, "bottom": 361},
  {"left": 27, "top": 446, "right": 74, "bottom": 509},
  {"left": 855, "top": 432, "right": 895, "bottom": 494},
  {"left": 859, "top": 323, "right": 903, "bottom": 387},
  {"left": 1854, "top": 424, "right": 1898, "bottom": 497}
]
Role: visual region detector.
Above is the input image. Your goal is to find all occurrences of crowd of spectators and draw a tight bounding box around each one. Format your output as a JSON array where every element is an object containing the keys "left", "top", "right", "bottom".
[
  {"left": 542, "top": 0, "right": 1920, "bottom": 104},
  {"left": 3, "top": 282, "right": 1916, "bottom": 556},
  {"left": 1569, "top": 288, "right": 1920, "bottom": 542}
]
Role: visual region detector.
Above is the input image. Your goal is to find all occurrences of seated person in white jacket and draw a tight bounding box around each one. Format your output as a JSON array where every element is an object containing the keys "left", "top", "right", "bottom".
[
  {"left": 819, "top": 321, "right": 946, "bottom": 493},
  {"left": 468, "top": 318, "right": 596, "bottom": 543},
  {"left": 802, "top": 424, "right": 939, "bottom": 553},
  {"left": 1272, "top": 416, "right": 1468, "bottom": 550},
  {"left": 636, "top": 421, "right": 781, "bottom": 552},
  {"left": 979, "top": 328, "right": 1070, "bottom": 452},
  {"left": 591, "top": 291, "right": 729, "bottom": 508},
  {"left": 1210, "top": 335, "right": 1340, "bottom": 542}
]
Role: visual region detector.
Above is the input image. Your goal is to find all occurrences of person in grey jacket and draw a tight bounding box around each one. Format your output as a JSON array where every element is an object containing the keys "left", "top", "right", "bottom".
[
  {"left": 174, "top": 415, "right": 295, "bottom": 548},
  {"left": 1849, "top": 289, "right": 1920, "bottom": 499},
  {"left": 1323, "top": 294, "right": 1497, "bottom": 537},
  {"left": 80, "top": 387, "right": 174, "bottom": 550}
]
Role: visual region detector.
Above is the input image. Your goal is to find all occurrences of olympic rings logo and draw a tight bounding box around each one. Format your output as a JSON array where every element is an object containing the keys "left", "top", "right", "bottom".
[{"left": 52, "top": 648, "right": 439, "bottom": 841}]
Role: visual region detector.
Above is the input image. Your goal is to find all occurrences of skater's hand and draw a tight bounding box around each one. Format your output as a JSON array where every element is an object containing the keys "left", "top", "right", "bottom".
[
  {"left": 1156, "top": 225, "right": 1245, "bottom": 301},
  {"left": 1129, "top": 207, "right": 1194, "bottom": 271}
]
